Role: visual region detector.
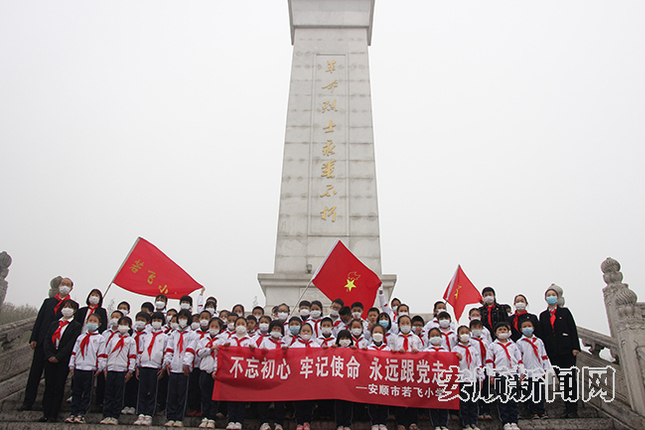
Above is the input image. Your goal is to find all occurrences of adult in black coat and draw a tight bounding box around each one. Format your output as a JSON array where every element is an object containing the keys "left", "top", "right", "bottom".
[
  {"left": 507, "top": 294, "right": 541, "bottom": 341},
  {"left": 20, "top": 277, "right": 75, "bottom": 411},
  {"left": 74, "top": 288, "right": 108, "bottom": 333},
  {"left": 39, "top": 300, "right": 82, "bottom": 422},
  {"left": 478, "top": 286, "right": 511, "bottom": 337},
  {"left": 538, "top": 285, "right": 580, "bottom": 418}
]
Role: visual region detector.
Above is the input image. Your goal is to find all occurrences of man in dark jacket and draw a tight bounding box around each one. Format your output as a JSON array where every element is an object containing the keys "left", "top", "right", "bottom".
[
  {"left": 478, "top": 286, "right": 511, "bottom": 337},
  {"left": 19, "top": 277, "right": 74, "bottom": 411}
]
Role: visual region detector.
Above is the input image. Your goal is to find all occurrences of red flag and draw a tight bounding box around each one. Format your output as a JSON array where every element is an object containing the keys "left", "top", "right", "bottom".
[
  {"left": 312, "top": 240, "right": 382, "bottom": 318},
  {"left": 443, "top": 265, "right": 482, "bottom": 321},
  {"left": 111, "top": 237, "right": 203, "bottom": 298}
]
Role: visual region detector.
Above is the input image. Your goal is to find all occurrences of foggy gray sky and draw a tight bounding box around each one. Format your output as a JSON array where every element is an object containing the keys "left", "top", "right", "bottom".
[{"left": 2, "top": 1, "right": 644, "bottom": 334}]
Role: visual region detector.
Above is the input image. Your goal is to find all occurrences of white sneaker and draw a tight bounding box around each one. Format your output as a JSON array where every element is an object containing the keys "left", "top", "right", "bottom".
[
  {"left": 227, "top": 423, "right": 236, "bottom": 430},
  {"left": 234, "top": 423, "right": 243, "bottom": 430},
  {"left": 471, "top": 426, "right": 481, "bottom": 430},
  {"left": 122, "top": 407, "right": 130, "bottom": 414},
  {"left": 144, "top": 416, "right": 153, "bottom": 426},
  {"left": 274, "top": 425, "right": 283, "bottom": 430},
  {"left": 109, "top": 418, "right": 119, "bottom": 425},
  {"left": 165, "top": 421, "right": 176, "bottom": 427},
  {"left": 100, "top": 418, "right": 111, "bottom": 425},
  {"left": 199, "top": 418, "right": 210, "bottom": 428},
  {"left": 260, "top": 423, "right": 271, "bottom": 430},
  {"left": 503, "top": 425, "right": 513, "bottom": 430},
  {"left": 207, "top": 420, "right": 216, "bottom": 429},
  {"left": 379, "top": 426, "right": 387, "bottom": 430},
  {"left": 134, "top": 415, "right": 146, "bottom": 425},
  {"left": 173, "top": 421, "right": 184, "bottom": 427},
  {"left": 511, "top": 424, "right": 520, "bottom": 430},
  {"left": 372, "top": 426, "right": 379, "bottom": 430}
]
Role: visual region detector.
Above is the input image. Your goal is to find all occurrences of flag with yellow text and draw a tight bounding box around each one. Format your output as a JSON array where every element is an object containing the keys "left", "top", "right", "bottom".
[{"left": 443, "top": 265, "right": 481, "bottom": 321}]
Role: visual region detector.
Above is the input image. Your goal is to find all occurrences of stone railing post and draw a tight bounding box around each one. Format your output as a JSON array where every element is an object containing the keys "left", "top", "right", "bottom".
[
  {"left": 601, "top": 257, "right": 645, "bottom": 416},
  {"left": 0, "top": 251, "right": 11, "bottom": 315}
]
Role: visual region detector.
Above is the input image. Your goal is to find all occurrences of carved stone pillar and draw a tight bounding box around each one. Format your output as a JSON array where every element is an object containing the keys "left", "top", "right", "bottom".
[
  {"left": 601, "top": 257, "right": 645, "bottom": 415},
  {"left": 0, "top": 251, "right": 11, "bottom": 315}
]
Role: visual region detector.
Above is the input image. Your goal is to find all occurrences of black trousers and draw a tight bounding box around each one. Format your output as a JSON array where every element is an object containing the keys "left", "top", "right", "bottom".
[
  {"left": 137, "top": 367, "right": 160, "bottom": 417},
  {"left": 295, "top": 400, "right": 314, "bottom": 425},
  {"left": 227, "top": 401, "right": 245, "bottom": 424},
  {"left": 166, "top": 372, "right": 189, "bottom": 421},
  {"left": 42, "top": 360, "right": 69, "bottom": 419},
  {"left": 429, "top": 408, "right": 448, "bottom": 427},
  {"left": 103, "top": 371, "right": 126, "bottom": 419},
  {"left": 551, "top": 353, "right": 578, "bottom": 414},
  {"left": 368, "top": 404, "right": 388, "bottom": 426},
  {"left": 199, "top": 370, "right": 219, "bottom": 420},
  {"left": 396, "top": 406, "right": 419, "bottom": 427},
  {"left": 95, "top": 371, "right": 106, "bottom": 406},
  {"left": 157, "top": 372, "right": 169, "bottom": 411},
  {"left": 257, "top": 401, "right": 285, "bottom": 426},
  {"left": 188, "top": 369, "right": 201, "bottom": 412},
  {"left": 459, "top": 383, "right": 479, "bottom": 426},
  {"left": 23, "top": 345, "right": 46, "bottom": 408},
  {"left": 70, "top": 370, "right": 95, "bottom": 417},
  {"left": 478, "top": 376, "right": 492, "bottom": 415},
  {"left": 124, "top": 372, "right": 139, "bottom": 408},
  {"left": 335, "top": 400, "right": 353, "bottom": 427}
]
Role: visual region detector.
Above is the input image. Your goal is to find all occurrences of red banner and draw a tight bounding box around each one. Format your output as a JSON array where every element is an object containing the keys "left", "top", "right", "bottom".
[
  {"left": 111, "top": 237, "right": 203, "bottom": 298},
  {"left": 213, "top": 347, "right": 460, "bottom": 409}
]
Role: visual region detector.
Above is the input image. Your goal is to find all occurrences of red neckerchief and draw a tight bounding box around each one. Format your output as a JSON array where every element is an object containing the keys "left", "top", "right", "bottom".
[
  {"left": 441, "top": 330, "right": 454, "bottom": 352},
  {"left": 230, "top": 335, "right": 250, "bottom": 347},
  {"left": 177, "top": 330, "right": 188, "bottom": 353},
  {"left": 549, "top": 307, "right": 557, "bottom": 328},
  {"left": 112, "top": 334, "right": 128, "bottom": 354},
  {"left": 255, "top": 333, "right": 269, "bottom": 347},
  {"left": 472, "top": 336, "right": 486, "bottom": 360},
  {"left": 298, "top": 338, "right": 313, "bottom": 348},
  {"left": 147, "top": 331, "right": 162, "bottom": 358},
  {"left": 486, "top": 305, "right": 494, "bottom": 329},
  {"left": 134, "top": 330, "right": 145, "bottom": 352},
  {"left": 522, "top": 336, "right": 540, "bottom": 359},
  {"left": 351, "top": 335, "right": 363, "bottom": 345},
  {"left": 401, "top": 333, "right": 411, "bottom": 351},
  {"left": 372, "top": 343, "right": 387, "bottom": 351},
  {"left": 320, "top": 336, "right": 334, "bottom": 346},
  {"left": 54, "top": 294, "right": 71, "bottom": 315},
  {"left": 513, "top": 310, "right": 527, "bottom": 333},
  {"left": 106, "top": 328, "right": 118, "bottom": 344},
  {"left": 333, "top": 319, "right": 342, "bottom": 327},
  {"left": 86, "top": 304, "right": 98, "bottom": 320},
  {"left": 196, "top": 329, "right": 208, "bottom": 340},
  {"left": 269, "top": 337, "right": 283, "bottom": 348},
  {"left": 52, "top": 319, "right": 70, "bottom": 347},
  {"left": 206, "top": 335, "right": 219, "bottom": 358},
  {"left": 79, "top": 331, "right": 98, "bottom": 358},
  {"left": 497, "top": 340, "right": 512, "bottom": 364},
  {"left": 428, "top": 345, "right": 444, "bottom": 352},
  {"left": 456, "top": 343, "right": 472, "bottom": 366},
  {"left": 309, "top": 318, "right": 322, "bottom": 336}
]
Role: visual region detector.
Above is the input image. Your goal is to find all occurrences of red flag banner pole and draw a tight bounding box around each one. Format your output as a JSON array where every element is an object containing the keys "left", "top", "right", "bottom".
[
  {"left": 442, "top": 265, "right": 482, "bottom": 321},
  {"left": 104, "top": 237, "right": 141, "bottom": 299}
]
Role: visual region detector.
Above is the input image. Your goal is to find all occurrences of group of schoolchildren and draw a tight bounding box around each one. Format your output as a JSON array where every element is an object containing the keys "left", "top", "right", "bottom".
[{"left": 28, "top": 281, "right": 572, "bottom": 430}]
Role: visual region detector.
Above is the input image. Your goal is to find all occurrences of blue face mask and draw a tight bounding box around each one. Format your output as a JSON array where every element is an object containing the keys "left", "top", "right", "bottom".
[
  {"left": 86, "top": 323, "right": 99, "bottom": 332},
  {"left": 546, "top": 296, "right": 558, "bottom": 306},
  {"left": 379, "top": 320, "right": 389, "bottom": 328},
  {"left": 289, "top": 326, "right": 300, "bottom": 335},
  {"left": 522, "top": 327, "right": 534, "bottom": 336}
]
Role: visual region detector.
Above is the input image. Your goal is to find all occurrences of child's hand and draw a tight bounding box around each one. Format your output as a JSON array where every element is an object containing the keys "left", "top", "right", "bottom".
[
  {"left": 399, "top": 349, "right": 405, "bottom": 353},
  {"left": 69, "top": 369, "right": 74, "bottom": 377},
  {"left": 378, "top": 286, "right": 384, "bottom": 295},
  {"left": 261, "top": 347, "right": 268, "bottom": 351},
  {"left": 30, "top": 341, "right": 37, "bottom": 350},
  {"left": 48, "top": 357, "right": 58, "bottom": 363},
  {"left": 249, "top": 345, "right": 255, "bottom": 350},
  {"left": 94, "top": 370, "right": 101, "bottom": 378},
  {"left": 456, "top": 353, "right": 463, "bottom": 360},
  {"left": 331, "top": 344, "right": 338, "bottom": 348},
  {"left": 213, "top": 345, "right": 219, "bottom": 350},
  {"left": 182, "top": 365, "right": 190, "bottom": 376},
  {"left": 157, "top": 368, "right": 165, "bottom": 379},
  {"left": 125, "top": 372, "right": 132, "bottom": 383},
  {"left": 321, "top": 344, "right": 328, "bottom": 349},
  {"left": 361, "top": 347, "right": 368, "bottom": 350},
  {"left": 411, "top": 349, "right": 418, "bottom": 354},
  {"left": 281, "top": 345, "right": 288, "bottom": 350},
  {"left": 104, "top": 370, "right": 108, "bottom": 378},
  {"left": 350, "top": 345, "right": 357, "bottom": 350},
  {"left": 211, "top": 371, "right": 217, "bottom": 380},
  {"left": 201, "top": 287, "right": 206, "bottom": 294},
  {"left": 135, "top": 368, "right": 140, "bottom": 380},
  {"left": 223, "top": 342, "right": 230, "bottom": 347},
  {"left": 166, "top": 365, "right": 172, "bottom": 374}
]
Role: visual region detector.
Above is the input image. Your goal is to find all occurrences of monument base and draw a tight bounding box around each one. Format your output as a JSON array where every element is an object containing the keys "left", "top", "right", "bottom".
[{"left": 258, "top": 272, "right": 396, "bottom": 314}]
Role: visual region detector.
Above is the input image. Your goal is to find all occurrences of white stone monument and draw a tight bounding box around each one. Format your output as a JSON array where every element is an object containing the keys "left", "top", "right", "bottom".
[{"left": 258, "top": 0, "right": 396, "bottom": 311}]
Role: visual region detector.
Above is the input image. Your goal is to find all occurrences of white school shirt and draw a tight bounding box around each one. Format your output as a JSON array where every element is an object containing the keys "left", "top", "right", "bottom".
[
  {"left": 307, "top": 317, "right": 323, "bottom": 337},
  {"left": 101, "top": 333, "right": 136, "bottom": 373},
  {"left": 454, "top": 341, "right": 483, "bottom": 381},
  {"left": 102, "top": 327, "right": 120, "bottom": 346},
  {"left": 392, "top": 332, "right": 423, "bottom": 352},
  {"left": 131, "top": 329, "right": 147, "bottom": 356},
  {"left": 377, "top": 290, "right": 398, "bottom": 324},
  {"left": 196, "top": 334, "right": 224, "bottom": 373},
  {"left": 367, "top": 342, "right": 390, "bottom": 352},
  {"left": 289, "top": 337, "right": 320, "bottom": 348},
  {"left": 138, "top": 329, "right": 168, "bottom": 369},
  {"left": 332, "top": 319, "right": 350, "bottom": 337},
  {"left": 350, "top": 334, "right": 368, "bottom": 349},
  {"left": 53, "top": 317, "right": 73, "bottom": 348},
  {"left": 486, "top": 339, "right": 523, "bottom": 375},
  {"left": 516, "top": 335, "right": 550, "bottom": 377},
  {"left": 469, "top": 335, "right": 490, "bottom": 363},
  {"left": 259, "top": 336, "right": 285, "bottom": 350},
  {"left": 438, "top": 328, "right": 458, "bottom": 352},
  {"left": 424, "top": 344, "right": 449, "bottom": 352},
  {"left": 164, "top": 328, "right": 196, "bottom": 373},
  {"left": 227, "top": 334, "right": 253, "bottom": 348},
  {"left": 423, "top": 318, "right": 456, "bottom": 336},
  {"left": 192, "top": 328, "right": 210, "bottom": 367},
  {"left": 252, "top": 331, "right": 271, "bottom": 348},
  {"left": 69, "top": 331, "right": 105, "bottom": 371},
  {"left": 317, "top": 334, "right": 336, "bottom": 348}
]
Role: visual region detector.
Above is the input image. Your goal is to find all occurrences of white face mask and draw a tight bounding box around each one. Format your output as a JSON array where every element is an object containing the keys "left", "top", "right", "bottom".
[
  {"left": 497, "top": 332, "right": 510, "bottom": 340},
  {"left": 429, "top": 336, "right": 442, "bottom": 346},
  {"left": 459, "top": 334, "right": 471, "bottom": 343},
  {"left": 352, "top": 312, "right": 362, "bottom": 319},
  {"left": 118, "top": 325, "right": 129, "bottom": 334},
  {"left": 134, "top": 321, "right": 146, "bottom": 331},
  {"left": 61, "top": 307, "right": 74, "bottom": 318},
  {"left": 88, "top": 296, "right": 100, "bottom": 305},
  {"left": 399, "top": 325, "right": 411, "bottom": 334},
  {"left": 300, "top": 333, "right": 312, "bottom": 341},
  {"left": 178, "top": 319, "right": 188, "bottom": 329},
  {"left": 470, "top": 316, "right": 481, "bottom": 321},
  {"left": 351, "top": 328, "right": 363, "bottom": 337},
  {"left": 515, "top": 302, "right": 527, "bottom": 311},
  {"left": 471, "top": 329, "right": 483, "bottom": 338},
  {"left": 155, "top": 301, "right": 166, "bottom": 309},
  {"left": 392, "top": 305, "right": 399, "bottom": 313},
  {"left": 398, "top": 311, "right": 409, "bottom": 317},
  {"left": 236, "top": 313, "right": 244, "bottom": 317},
  {"left": 170, "top": 322, "right": 179, "bottom": 330},
  {"left": 209, "top": 328, "right": 219, "bottom": 337},
  {"left": 311, "top": 310, "right": 322, "bottom": 319},
  {"left": 151, "top": 321, "right": 162, "bottom": 330},
  {"left": 277, "top": 312, "right": 288, "bottom": 321},
  {"left": 227, "top": 322, "right": 235, "bottom": 331},
  {"left": 299, "top": 309, "right": 310, "bottom": 317},
  {"left": 439, "top": 320, "right": 451, "bottom": 328},
  {"left": 321, "top": 327, "right": 333, "bottom": 336},
  {"left": 180, "top": 303, "right": 191, "bottom": 310},
  {"left": 483, "top": 296, "right": 495, "bottom": 305},
  {"left": 191, "top": 322, "right": 200, "bottom": 330},
  {"left": 59, "top": 286, "right": 71, "bottom": 296},
  {"left": 235, "top": 326, "right": 247, "bottom": 336},
  {"left": 329, "top": 309, "right": 339, "bottom": 317},
  {"left": 205, "top": 308, "right": 215, "bottom": 315},
  {"left": 109, "top": 318, "right": 119, "bottom": 328},
  {"left": 270, "top": 331, "right": 282, "bottom": 339},
  {"left": 259, "top": 323, "right": 269, "bottom": 332},
  {"left": 372, "top": 332, "right": 384, "bottom": 343},
  {"left": 118, "top": 309, "right": 129, "bottom": 316},
  {"left": 339, "top": 339, "right": 351, "bottom": 348},
  {"left": 200, "top": 319, "right": 209, "bottom": 327}
]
